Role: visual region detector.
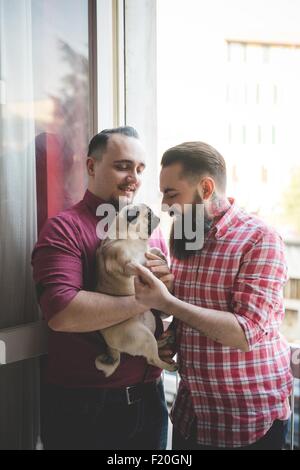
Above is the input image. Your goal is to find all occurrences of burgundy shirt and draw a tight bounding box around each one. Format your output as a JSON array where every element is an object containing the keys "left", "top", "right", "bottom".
[{"left": 32, "top": 190, "right": 168, "bottom": 388}]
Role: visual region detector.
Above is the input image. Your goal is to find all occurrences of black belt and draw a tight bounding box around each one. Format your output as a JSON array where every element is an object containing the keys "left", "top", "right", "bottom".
[{"left": 105, "top": 377, "right": 161, "bottom": 406}]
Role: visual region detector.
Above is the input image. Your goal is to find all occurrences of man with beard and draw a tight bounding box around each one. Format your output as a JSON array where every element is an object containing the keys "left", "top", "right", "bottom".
[
  {"left": 130, "top": 141, "right": 292, "bottom": 450},
  {"left": 31, "top": 126, "right": 171, "bottom": 450}
]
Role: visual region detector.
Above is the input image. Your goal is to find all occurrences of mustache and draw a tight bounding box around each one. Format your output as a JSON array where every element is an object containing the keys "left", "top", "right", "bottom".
[{"left": 118, "top": 183, "right": 138, "bottom": 191}]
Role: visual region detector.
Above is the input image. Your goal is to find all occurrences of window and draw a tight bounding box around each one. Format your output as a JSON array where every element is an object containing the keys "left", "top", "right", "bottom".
[
  {"left": 242, "top": 125, "right": 246, "bottom": 144},
  {"left": 272, "top": 125, "right": 276, "bottom": 144},
  {"left": 244, "top": 84, "right": 248, "bottom": 104},
  {"left": 261, "top": 165, "right": 268, "bottom": 183},
  {"left": 228, "top": 123, "right": 232, "bottom": 144},
  {"left": 232, "top": 164, "right": 239, "bottom": 183},
  {"left": 226, "top": 83, "right": 230, "bottom": 103},
  {"left": 32, "top": 0, "right": 91, "bottom": 232},
  {"left": 257, "top": 125, "right": 262, "bottom": 144},
  {"left": 256, "top": 83, "right": 260, "bottom": 104},
  {"left": 273, "top": 84, "right": 278, "bottom": 104},
  {"left": 262, "top": 45, "right": 270, "bottom": 64},
  {"left": 156, "top": 0, "right": 300, "bottom": 349}
]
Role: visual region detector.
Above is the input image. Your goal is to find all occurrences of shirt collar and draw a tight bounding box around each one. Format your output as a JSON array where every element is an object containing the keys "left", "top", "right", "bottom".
[
  {"left": 83, "top": 190, "right": 106, "bottom": 214},
  {"left": 212, "top": 197, "right": 240, "bottom": 240}
]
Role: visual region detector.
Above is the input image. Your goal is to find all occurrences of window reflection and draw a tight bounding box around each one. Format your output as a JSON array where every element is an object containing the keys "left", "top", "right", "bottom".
[{"left": 32, "top": 0, "right": 89, "bottom": 232}]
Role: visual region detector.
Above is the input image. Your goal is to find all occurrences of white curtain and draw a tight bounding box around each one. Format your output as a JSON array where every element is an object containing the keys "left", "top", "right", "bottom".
[{"left": 0, "top": 0, "right": 40, "bottom": 450}]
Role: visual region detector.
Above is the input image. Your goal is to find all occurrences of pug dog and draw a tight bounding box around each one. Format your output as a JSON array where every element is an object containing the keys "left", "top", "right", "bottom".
[{"left": 95, "top": 203, "right": 178, "bottom": 377}]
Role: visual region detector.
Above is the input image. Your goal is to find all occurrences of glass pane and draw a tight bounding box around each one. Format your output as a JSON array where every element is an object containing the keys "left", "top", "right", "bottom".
[
  {"left": 32, "top": 0, "right": 89, "bottom": 232},
  {"left": 157, "top": 0, "right": 300, "bottom": 349},
  {"left": 157, "top": 0, "right": 300, "bottom": 241},
  {"left": 157, "top": 2, "right": 300, "bottom": 448}
]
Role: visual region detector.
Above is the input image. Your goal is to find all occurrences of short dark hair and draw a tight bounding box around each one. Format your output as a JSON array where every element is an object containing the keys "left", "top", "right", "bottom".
[
  {"left": 161, "top": 141, "right": 227, "bottom": 193},
  {"left": 87, "top": 126, "right": 139, "bottom": 159}
]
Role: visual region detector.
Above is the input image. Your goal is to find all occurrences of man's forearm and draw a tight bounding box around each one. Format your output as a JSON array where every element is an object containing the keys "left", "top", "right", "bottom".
[
  {"left": 163, "top": 296, "right": 249, "bottom": 352},
  {"left": 48, "top": 290, "right": 146, "bottom": 333}
]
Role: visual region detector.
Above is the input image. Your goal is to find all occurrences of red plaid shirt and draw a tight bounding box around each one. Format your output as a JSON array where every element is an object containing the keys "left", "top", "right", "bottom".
[{"left": 170, "top": 199, "right": 292, "bottom": 447}]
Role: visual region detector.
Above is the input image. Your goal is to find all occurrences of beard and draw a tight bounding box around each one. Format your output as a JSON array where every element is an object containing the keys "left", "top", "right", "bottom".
[
  {"left": 109, "top": 194, "right": 134, "bottom": 212},
  {"left": 170, "top": 193, "right": 213, "bottom": 260}
]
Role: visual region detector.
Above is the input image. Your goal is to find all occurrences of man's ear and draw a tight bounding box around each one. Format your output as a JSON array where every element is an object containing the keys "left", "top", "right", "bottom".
[
  {"left": 87, "top": 157, "right": 96, "bottom": 176},
  {"left": 197, "top": 177, "right": 215, "bottom": 201}
]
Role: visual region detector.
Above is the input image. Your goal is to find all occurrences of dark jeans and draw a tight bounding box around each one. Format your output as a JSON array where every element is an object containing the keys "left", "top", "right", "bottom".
[
  {"left": 172, "top": 419, "right": 288, "bottom": 450},
  {"left": 41, "top": 379, "right": 168, "bottom": 450}
]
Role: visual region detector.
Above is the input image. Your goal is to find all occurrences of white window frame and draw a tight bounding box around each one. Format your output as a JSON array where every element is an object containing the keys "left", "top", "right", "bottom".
[
  {"left": 97, "top": 0, "right": 125, "bottom": 129},
  {"left": 124, "top": 0, "right": 159, "bottom": 208}
]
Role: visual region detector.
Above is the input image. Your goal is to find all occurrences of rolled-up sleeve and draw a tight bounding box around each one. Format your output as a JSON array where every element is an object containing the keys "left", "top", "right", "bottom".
[
  {"left": 31, "top": 216, "right": 83, "bottom": 321},
  {"left": 231, "top": 230, "right": 288, "bottom": 350}
]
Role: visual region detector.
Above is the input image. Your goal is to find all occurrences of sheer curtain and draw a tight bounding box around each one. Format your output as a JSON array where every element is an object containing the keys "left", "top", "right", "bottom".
[{"left": 0, "top": 0, "right": 40, "bottom": 450}]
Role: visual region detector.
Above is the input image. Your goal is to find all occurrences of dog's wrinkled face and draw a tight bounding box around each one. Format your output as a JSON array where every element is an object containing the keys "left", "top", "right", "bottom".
[{"left": 117, "top": 204, "right": 160, "bottom": 240}]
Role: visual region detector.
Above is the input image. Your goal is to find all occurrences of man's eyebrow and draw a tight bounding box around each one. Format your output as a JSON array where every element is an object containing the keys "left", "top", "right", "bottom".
[{"left": 113, "top": 159, "right": 146, "bottom": 167}]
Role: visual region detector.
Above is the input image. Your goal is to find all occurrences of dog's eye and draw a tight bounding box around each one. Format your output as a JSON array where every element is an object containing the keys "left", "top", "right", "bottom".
[{"left": 127, "top": 210, "right": 139, "bottom": 223}]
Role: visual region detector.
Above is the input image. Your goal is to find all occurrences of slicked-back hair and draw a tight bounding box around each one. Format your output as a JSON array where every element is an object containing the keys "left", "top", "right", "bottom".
[
  {"left": 161, "top": 141, "right": 227, "bottom": 193},
  {"left": 87, "top": 126, "right": 139, "bottom": 160}
]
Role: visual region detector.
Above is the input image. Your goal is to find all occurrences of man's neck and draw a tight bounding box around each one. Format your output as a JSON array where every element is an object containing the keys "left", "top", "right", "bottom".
[
  {"left": 87, "top": 185, "right": 105, "bottom": 201},
  {"left": 206, "top": 194, "right": 230, "bottom": 220}
]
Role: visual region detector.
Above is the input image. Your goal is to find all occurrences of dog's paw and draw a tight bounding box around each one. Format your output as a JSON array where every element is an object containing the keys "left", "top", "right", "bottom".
[
  {"left": 96, "top": 352, "right": 117, "bottom": 365},
  {"left": 95, "top": 357, "right": 115, "bottom": 377},
  {"left": 95, "top": 350, "right": 121, "bottom": 377}
]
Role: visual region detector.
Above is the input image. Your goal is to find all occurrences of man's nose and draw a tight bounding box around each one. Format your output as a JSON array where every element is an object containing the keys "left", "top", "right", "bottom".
[
  {"left": 161, "top": 197, "right": 169, "bottom": 208},
  {"left": 125, "top": 171, "right": 139, "bottom": 183}
]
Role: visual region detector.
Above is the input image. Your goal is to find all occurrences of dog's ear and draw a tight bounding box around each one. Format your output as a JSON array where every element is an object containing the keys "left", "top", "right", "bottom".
[
  {"left": 104, "top": 250, "right": 128, "bottom": 275},
  {"left": 105, "top": 257, "right": 123, "bottom": 274},
  {"left": 124, "top": 262, "right": 138, "bottom": 276}
]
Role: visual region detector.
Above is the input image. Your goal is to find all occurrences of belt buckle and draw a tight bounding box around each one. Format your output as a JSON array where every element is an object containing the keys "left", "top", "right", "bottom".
[{"left": 125, "top": 385, "right": 138, "bottom": 405}]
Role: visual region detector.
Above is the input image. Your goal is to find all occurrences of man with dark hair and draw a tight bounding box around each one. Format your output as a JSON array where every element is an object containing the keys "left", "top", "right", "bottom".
[
  {"left": 131, "top": 141, "right": 292, "bottom": 450},
  {"left": 32, "top": 126, "right": 171, "bottom": 450},
  {"left": 87, "top": 126, "right": 140, "bottom": 158}
]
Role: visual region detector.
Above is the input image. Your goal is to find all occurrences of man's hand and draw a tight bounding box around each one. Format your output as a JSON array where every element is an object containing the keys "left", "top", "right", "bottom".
[
  {"left": 128, "top": 262, "right": 173, "bottom": 311},
  {"left": 145, "top": 252, "right": 174, "bottom": 293}
]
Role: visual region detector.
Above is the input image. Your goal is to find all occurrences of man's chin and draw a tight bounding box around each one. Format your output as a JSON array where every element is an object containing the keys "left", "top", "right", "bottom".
[{"left": 110, "top": 193, "right": 135, "bottom": 209}]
